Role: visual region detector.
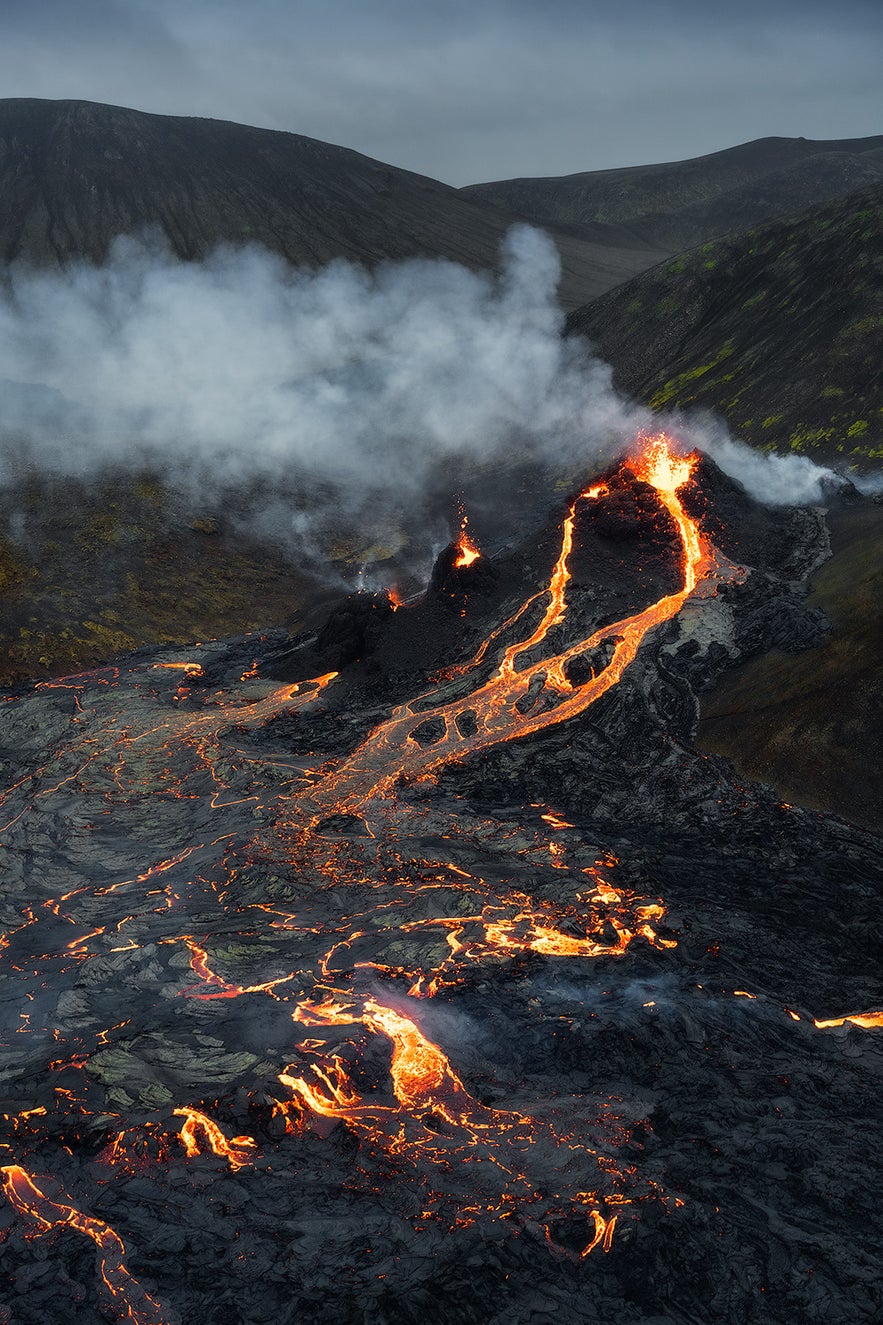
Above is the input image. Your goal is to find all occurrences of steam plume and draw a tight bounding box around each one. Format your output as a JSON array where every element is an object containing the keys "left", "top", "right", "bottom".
[{"left": 0, "top": 225, "right": 843, "bottom": 559}]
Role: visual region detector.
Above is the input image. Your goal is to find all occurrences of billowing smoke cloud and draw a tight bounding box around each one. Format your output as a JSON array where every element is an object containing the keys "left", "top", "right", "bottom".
[
  {"left": 674, "top": 411, "right": 840, "bottom": 506},
  {"left": 0, "top": 225, "right": 844, "bottom": 568},
  {"left": 0, "top": 226, "right": 627, "bottom": 488}
]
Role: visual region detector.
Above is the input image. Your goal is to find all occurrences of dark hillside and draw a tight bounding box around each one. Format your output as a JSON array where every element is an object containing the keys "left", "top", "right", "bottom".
[
  {"left": 0, "top": 474, "right": 320, "bottom": 687},
  {"left": 0, "top": 99, "right": 664, "bottom": 308},
  {"left": 697, "top": 500, "right": 883, "bottom": 832},
  {"left": 463, "top": 134, "right": 883, "bottom": 252},
  {"left": 565, "top": 183, "right": 883, "bottom": 469}
]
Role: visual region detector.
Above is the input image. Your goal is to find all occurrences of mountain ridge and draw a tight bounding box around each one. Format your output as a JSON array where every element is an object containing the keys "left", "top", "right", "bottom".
[
  {"left": 0, "top": 98, "right": 666, "bottom": 309},
  {"left": 462, "top": 133, "right": 883, "bottom": 252}
]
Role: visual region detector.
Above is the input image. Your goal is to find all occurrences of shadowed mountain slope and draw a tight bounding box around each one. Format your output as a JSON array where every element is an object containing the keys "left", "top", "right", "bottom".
[
  {"left": 565, "top": 183, "right": 883, "bottom": 469},
  {"left": 462, "top": 134, "right": 883, "bottom": 252},
  {"left": 697, "top": 499, "right": 883, "bottom": 833},
  {"left": 0, "top": 99, "right": 665, "bottom": 309}
]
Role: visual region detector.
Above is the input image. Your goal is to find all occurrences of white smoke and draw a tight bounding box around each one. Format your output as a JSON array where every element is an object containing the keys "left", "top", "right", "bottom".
[
  {"left": 0, "top": 227, "right": 627, "bottom": 491},
  {"left": 0, "top": 224, "right": 849, "bottom": 552},
  {"left": 675, "top": 411, "right": 840, "bottom": 505}
]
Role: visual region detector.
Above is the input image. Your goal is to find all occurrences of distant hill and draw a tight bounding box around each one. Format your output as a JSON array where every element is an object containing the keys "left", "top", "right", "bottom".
[
  {"left": 565, "top": 183, "right": 883, "bottom": 469},
  {"left": 462, "top": 135, "right": 883, "bottom": 252},
  {"left": 0, "top": 99, "right": 666, "bottom": 309}
]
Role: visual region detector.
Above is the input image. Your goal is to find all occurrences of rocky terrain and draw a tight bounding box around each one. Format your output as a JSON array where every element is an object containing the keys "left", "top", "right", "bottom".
[
  {"left": 0, "top": 472, "right": 323, "bottom": 688},
  {"left": 697, "top": 497, "right": 883, "bottom": 832},
  {"left": 566, "top": 182, "right": 883, "bottom": 469},
  {"left": 0, "top": 439, "right": 879, "bottom": 1324},
  {"left": 0, "top": 99, "right": 664, "bottom": 310},
  {"left": 463, "top": 134, "right": 883, "bottom": 252}
]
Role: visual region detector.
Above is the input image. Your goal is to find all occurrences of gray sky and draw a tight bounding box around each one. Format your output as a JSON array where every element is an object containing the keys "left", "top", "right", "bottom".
[{"left": 1, "top": 0, "right": 880, "bottom": 185}]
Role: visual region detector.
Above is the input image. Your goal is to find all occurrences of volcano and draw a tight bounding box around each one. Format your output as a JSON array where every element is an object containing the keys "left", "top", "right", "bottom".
[{"left": 0, "top": 436, "right": 879, "bottom": 1324}]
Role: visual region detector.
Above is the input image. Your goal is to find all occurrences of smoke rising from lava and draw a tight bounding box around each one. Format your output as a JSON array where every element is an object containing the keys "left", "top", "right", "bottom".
[{"left": 0, "top": 226, "right": 841, "bottom": 559}]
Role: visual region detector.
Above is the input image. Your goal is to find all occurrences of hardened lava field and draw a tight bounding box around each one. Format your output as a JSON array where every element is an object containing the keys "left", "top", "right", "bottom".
[{"left": 0, "top": 436, "right": 879, "bottom": 1325}]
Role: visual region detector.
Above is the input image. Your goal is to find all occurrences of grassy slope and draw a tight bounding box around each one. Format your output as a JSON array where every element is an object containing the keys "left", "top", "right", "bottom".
[
  {"left": 697, "top": 502, "right": 883, "bottom": 832},
  {"left": 565, "top": 183, "right": 883, "bottom": 469}
]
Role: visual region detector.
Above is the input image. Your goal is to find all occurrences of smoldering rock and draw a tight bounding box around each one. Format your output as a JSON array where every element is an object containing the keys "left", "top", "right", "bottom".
[{"left": 314, "top": 591, "right": 395, "bottom": 669}]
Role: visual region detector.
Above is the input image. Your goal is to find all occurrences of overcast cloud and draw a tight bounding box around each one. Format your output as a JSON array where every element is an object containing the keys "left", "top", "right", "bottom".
[{"left": 0, "top": 0, "right": 879, "bottom": 184}]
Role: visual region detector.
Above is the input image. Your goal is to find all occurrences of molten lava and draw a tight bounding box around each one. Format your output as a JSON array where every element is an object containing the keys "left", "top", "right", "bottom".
[
  {"left": 303, "top": 433, "right": 738, "bottom": 815},
  {"left": 0, "top": 1165, "right": 170, "bottom": 1324},
  {"left": 1, "top": 430, "right": 811, "bottom": 1309},
  {"left": 281, "top": 990, "right": 626, "bottom": 1252},
  {"left": 813, "top": 1008, "right": 883, "bottom": 1030},
  {"left": 174, "top": 1108, "right": 257, "bottom": 1169},
  {"left": 452, "top": 507, "right": 481, "bottom": 568}
]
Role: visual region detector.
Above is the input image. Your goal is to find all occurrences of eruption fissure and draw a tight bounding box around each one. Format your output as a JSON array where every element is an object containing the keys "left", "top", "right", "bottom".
[{"left": 303, "top": 434, "right": 739, "bottom": 816}]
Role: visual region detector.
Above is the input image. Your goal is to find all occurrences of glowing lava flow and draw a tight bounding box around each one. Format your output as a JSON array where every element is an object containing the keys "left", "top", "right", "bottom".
[
  {"left": 178, "top": 937, "right": 296, "bottom": 1000},
  {"left": 305, "top": 433, "right": 740, "bottom": 815},
  {"left": 281, "top": 993, "right": 626, "bottom": 1253},
  {"left": 264, "top": 434, "right": 723, "bottom": 1252},
  {"left": 0, "top": 1165, "right": 171, "bottom": 1324},
  {"left": 174, "top": 1108, "right": 257, "bottom": 1169},
  {"left": 496, "top": 479, "right": 605, "bottom": 681},
  {"left": 813, "top": 1009, "right": 883, "bottom": 1030},
  {"left": 0, "top": 433, "right": 755, "bottom": 1293},
  {"left": 393, "top": 875, "right": 676, "bottom": 999}
]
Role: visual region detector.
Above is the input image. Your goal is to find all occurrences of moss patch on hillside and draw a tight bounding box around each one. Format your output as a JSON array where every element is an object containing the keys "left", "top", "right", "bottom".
[
  {"left": 697, "top": 503, "right": 883, "bottom": 831},
  {"left": 0, "top": 476, "right": 318, "bottom": 687},
  {"left": 567, "top": 183, "right": 883, "bottom": 471}
]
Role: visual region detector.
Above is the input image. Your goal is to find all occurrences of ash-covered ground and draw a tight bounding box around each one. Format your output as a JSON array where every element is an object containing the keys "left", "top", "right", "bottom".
[{"left": 0, "top": 445, "right": 879, "bottom": 1325}]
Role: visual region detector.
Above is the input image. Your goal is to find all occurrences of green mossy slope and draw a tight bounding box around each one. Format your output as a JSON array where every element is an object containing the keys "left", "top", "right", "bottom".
[
  {"left": 0, "top": 476, "right": 316, "bottom": 687},
  {"left": 566, "top": 183, "right": 883, "bottom": 469},
  {"left": 697, "top": 503, "right": 883, "bottom": 832}
]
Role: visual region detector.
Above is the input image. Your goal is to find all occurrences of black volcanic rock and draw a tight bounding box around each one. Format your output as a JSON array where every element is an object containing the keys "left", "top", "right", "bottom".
[
  {"left": 463, "top": 133, "right": 883, "bottom": 252},
  {"left": 428, "top": 541, "right": 500, "bottom": 602},
  {"left": 314, "top": 590, "right": 394, "bottom": 669},
  {"left": 0, "top": 98, "right": 665, "bottom": 309},
  {"left": 0, "top": 453, "right": 879, "bottom": 1324}
]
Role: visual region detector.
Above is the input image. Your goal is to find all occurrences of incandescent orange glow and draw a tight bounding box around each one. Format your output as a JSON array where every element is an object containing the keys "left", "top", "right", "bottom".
[
  {"left": 281, "top": 991, "right": 622, "bottom": 1252},
  {"left": 264, "top": 434, "right": 727, "bottom": 1256},
  {"left": 0, "top": 1165, "right": 171, "bottom": 1324},
  {"left": 180, "top": 937, "right": 296, "bottom": 1000},
  {"left": 152, "top": 661, "right": 204, "bottom": 676},
  {"left": 452, "top": 506, "right": 481, "bottom": 568},
  {"left": 303, "top": 432, "right": 738, "bottom": 816},
  {"left": 174, "top": 1108, "right": 257, "bottom": 1169},
  {"left": 813, "top": 1009, "right": 883, "bottom": 1030},
  {"left": 0, "top": 433, "right": 754, "bottom": 1278},
  {"left": 365, "top": 998, "right": 466, "bottom": 1110},
  {"left": 453, "top": 534, "right": 481, "bottom": 569}
]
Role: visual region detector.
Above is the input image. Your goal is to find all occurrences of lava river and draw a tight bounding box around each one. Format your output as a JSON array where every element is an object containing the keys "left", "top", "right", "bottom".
[{"left": 0, "top": 432, "right": 879, "bottom": 1325}]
